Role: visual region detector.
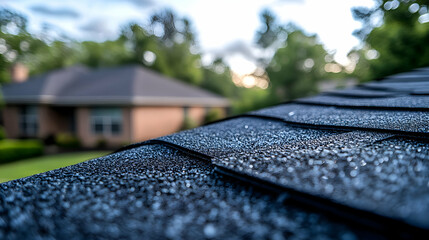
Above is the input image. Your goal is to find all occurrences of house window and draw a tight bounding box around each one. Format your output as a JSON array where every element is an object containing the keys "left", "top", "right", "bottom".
[
  {"left": 90, "top": 108, "right": 122, "bottom": 136},
  {"left": 20, "top": 106, "right": 38, "bottom": 136}
]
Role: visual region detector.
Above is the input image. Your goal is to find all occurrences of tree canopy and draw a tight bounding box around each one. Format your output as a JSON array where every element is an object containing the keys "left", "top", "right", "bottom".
[
  {"left": 351, "top": 0, "right": 429, "bottom": 81},
  {"left": 266, "top": 27, "right": 329, "bottom": 102},
  {"left": 0, "top": 6, "right": 350, "bottom": 114}
]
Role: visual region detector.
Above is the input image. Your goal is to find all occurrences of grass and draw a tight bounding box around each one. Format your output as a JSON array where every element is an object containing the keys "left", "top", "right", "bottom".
[{"left": 0, "top": 151, "right": 109, "bottom": 183}]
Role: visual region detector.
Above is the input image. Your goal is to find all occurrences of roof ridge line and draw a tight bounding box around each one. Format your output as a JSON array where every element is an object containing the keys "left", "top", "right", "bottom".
[
  {"left": 112, "top": 139, "right": 212, "bottom": 161},
  {"left": 292, "top": 100, "right": 429, "bottom": 112},
  {"left": 242, "top": 114, "right": 429, "bottom": 138},
  {"left": 201, "top": 113, "right": 429, "bottom": 138}
]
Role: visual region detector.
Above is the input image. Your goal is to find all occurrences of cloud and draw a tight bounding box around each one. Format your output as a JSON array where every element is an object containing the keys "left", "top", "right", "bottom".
[
  {"left": 277, "top": 0, "right": 305, "bottom": 3},
  {"left": 30, "top": 5, "right": 80, "bottom": 18},
  {"left": 108, "top": 0, "right": 154, "bottom": 7},
  {"left": 129, "top": 0, "right": 154, "bottom": 6},
  {"left": 80, "top": 19, "right": 114, "bottom": 39}
]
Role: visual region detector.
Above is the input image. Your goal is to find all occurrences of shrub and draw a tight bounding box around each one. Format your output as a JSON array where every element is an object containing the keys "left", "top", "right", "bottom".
[
  {"left": 181, "top": 116, "right": 198, "bottom": 130},
  {"left": 55, "top": 133, "right": 81, "bottom": 148},
  {"left": 0, "top": 126, "right": 5, "bottom": 140},
  {"left": 0, "top": 139, "right": 44, "bottom": 164},
  {"left": 44, "top": 134, "right": 56, "bottom": 146},
  {"left": 204, "top": 108, "right": 225, "bottom": 124},
  {"left": 96, "top": 138, "right": 107, "bottom": 149}
]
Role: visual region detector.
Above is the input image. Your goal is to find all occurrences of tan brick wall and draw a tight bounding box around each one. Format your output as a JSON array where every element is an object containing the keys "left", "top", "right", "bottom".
[
  {"left": 131, "top": 106, "right": 184, "bottom": 142},
  {"left": 2, "top": 106, "right": 20, "bottom": 138},
  {"left": 76, "top": 107, "right": 131, "bottom": 147}
]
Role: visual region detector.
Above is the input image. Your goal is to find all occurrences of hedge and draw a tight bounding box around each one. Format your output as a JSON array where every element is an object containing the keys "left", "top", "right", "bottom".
[
  {"left": 55, "top": 133, "right": 81, "bottom": 148},
  {"left": 0, "top": 139, "right": 44, "bottom": 164},
  {"left": 0, "top": 126, "right": 5, "bottom": 140}
]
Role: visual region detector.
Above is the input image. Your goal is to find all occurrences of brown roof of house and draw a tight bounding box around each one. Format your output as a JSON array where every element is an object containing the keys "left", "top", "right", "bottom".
[{"left": 1, "top": 65, "right": 230, "bottom": 107}]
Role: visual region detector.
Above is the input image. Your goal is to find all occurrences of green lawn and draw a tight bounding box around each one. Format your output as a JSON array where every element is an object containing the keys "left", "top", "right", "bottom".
[{"left": 0, "top": 151, "right": 110, "bottom": 183}]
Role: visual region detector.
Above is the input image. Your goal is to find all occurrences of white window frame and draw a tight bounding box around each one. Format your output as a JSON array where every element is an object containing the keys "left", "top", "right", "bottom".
[
  {"left": 19, "top": 106, "right": 38, "bottom": 136},
  {"left": 90, "top": 108, "right": 123, "bottom": 136}
]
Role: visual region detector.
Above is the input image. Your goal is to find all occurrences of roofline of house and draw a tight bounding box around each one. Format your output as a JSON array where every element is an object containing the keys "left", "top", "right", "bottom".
[{"left": 3, "top": 95, "right": 230, "bottom": 107}]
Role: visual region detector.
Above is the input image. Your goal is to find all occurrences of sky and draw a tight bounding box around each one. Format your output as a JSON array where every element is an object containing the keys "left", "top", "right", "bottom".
[{"left": 1, "top": 0, "right": 376, "bottom": 74}]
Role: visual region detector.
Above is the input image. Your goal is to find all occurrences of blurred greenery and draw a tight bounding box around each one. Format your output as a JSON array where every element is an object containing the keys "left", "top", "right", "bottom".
[
  {"left": 2, "top": 2, "right": 428, "bottom": 115},
  {"left": 0, "top": 7, "right": 342, "bottom": 115},
  {"left": 181, "top": 115, "right": 198, "bottom": 130},
  {"left": 351, "top": 0, "right": 429, "bottom": 81},
  {"left": 0, "top": 151, "right": 109, "bottom": 183},
  {"left": 0, "top": 139, "right": 44, "bottom": 163},
  {"left": 0, "top": 126, "right": 5, "bottom": 140},
  {"left": 55, "top": 133, "right": 81, "bottom": 148},
  {"left": 267, "top": 26, "right": 329, "bottom": 102},
  {"left": 204, "top": 108, "right": 225, "bottom": 124}
]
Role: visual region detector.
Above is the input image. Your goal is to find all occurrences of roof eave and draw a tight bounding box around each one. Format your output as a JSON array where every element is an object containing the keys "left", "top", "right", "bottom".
[{"left": 3, "top": 95, "right": 230, "bottom": 107}]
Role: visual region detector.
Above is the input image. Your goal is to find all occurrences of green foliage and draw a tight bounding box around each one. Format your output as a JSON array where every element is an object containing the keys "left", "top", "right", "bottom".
[
  {"left": 255, "top": 9, "right": 285, "bottom": 50},
  {"left": 0, "top": 126, "right": 5, "bottom": 140},
  {"left": 0, "top": 139, "right": 44, "bottom": 164},
  {"left": 120, "top": 9, "right": 203, "bottom": 85},
  {"left": 0, "top": 6, "right": 337, "bottom": 118},
  {"left": 266, "top": 28, "right": 328, "bottom": 102},
  {"left": 76, "top": 39, "right": 133, "bottom": 68},
  {"left": 204, "top": 108, "right": 225, "bottom": 124},
  {"left": 0, "top": 8, "right": 81, "bottom": 82},
  {"left": 181, "top": 116, "right": 198, "bottom": 130},
  {"left": 55, "top": 133, "right": 81, "bottom": 148},
  {"left": 96, "top": 138, "right": 108, "bottom": 149},
  {"left": 352, "top": 0, "right": 429, "bottom": 81},
  {"left": 200, "top": 59, "right": 236, "bottom": 98},
  {"left": 231, "top": 87, "right": 273, "bottom": 114}
]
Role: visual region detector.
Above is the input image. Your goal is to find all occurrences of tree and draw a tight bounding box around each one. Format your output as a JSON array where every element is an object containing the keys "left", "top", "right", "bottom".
[
  {"left": 0, "top": 8, "right": 31, "bottom": 83},
  {"left": 200, "top": 58, "right": 236, "bottom": 98},
  {"left": 352, "top": 0, "right": 429, "bottom": 81},
  {"left": 0, "top": 8, "right": 84, "bottom": 81},
  {"left": 119, "top": 23, "right": 168, "bottom": 72},
  {"left": 120, "top": 10, "right": 203, "bottom": 85},
  {"left": 255, "top": 9, "right": 284, "bottom": 50},
  {"left": 149, "top": 9, "right": 203, "bottom": 85},
  {"left": 266, "top": 27, "right": 329, "bottom": 102},
  {"left": 78, "top": 40, "right": 131, "bottom": 68}
]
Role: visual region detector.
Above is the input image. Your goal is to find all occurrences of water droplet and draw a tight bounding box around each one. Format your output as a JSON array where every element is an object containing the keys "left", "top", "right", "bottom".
[
  {"left": 204, "top": 224, "right": 217, "bottom": 238},
  {"left": 324, "top": 184, "right": 334, "bottom": 194},
  {"left": 288, "top": 111, "right": 295, "bottom": 116}
]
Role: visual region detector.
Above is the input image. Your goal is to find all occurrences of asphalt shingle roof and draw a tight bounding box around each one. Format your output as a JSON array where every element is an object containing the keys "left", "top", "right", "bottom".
[
  {"left": 1, "top": 65, "right": 229, "bottom": 106},
  {"left": 1, "top": 67, "right": 429, "bottom": 239},
  {"left": 296, "top": 95, "right": 429, "bottom": 110}
]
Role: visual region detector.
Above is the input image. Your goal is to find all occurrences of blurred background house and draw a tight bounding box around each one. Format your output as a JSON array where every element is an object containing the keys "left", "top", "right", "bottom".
[{"left": 1, "top": 64, "right": 229, "bottom": 147}]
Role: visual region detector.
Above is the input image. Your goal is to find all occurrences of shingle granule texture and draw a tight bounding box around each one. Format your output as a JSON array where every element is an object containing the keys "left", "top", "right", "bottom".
[
  {"left": 296, "top": 95, "right": 429, "bottom": 109},
  {"left": 157, "top": 117, "right": 343, "bottom": 156},
  {"left": 0, "top": 144, "right": 365, "bottom": 240},
  {"left": 214, "top": 132, "right": 429, "bottom": 229},
  {"left": 323, "top": 88, "right": 398, "bottom": 98},
  {"left": 249, "top": 103, "right": 429, "bottom": 134},
  {"left": 1, "top": 67, "right": 429, "bottom": 239},
  {"left": 362, "top": 81, "right": 429, "bottom": 93}
]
